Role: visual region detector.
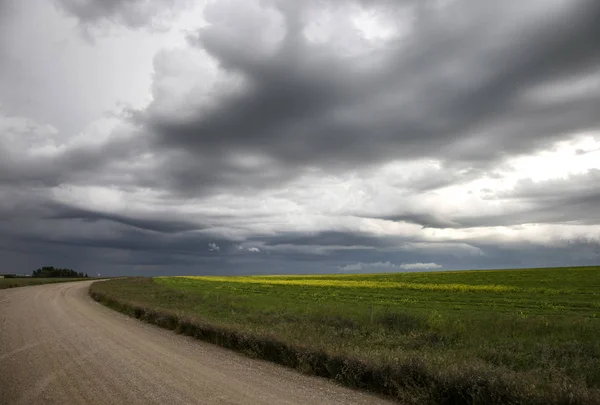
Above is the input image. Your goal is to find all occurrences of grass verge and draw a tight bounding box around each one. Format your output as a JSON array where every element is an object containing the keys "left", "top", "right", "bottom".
[{"left": 90, "top": 268, "right": 600, "bottom": 404}]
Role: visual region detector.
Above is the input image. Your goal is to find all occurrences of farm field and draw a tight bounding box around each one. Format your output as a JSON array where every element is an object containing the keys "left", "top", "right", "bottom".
[
  {"left": 0, "top": 277, "right": 88, "bottom": 289},
  {"left": 90, "top": 266, "right": 600, "bottom": 404}
]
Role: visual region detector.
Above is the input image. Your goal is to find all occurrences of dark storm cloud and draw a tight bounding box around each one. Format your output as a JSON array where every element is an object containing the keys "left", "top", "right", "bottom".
[
  {"left": 5, "top": 233, "right": 598, "bottom": 277},
  {"left": 2, "top": 0, "right": 600, "bottom": 276},
  {"left": 46, "top": 202, "right": 204, "bottom": 234},
  {"left": 261, "top": 231, "right": 403, "bottom": 249},
  {"left": 0, "top": 188, "right": 216, "bottom": 269},
  {"left": 0, "top": 118, "right": 146, "bottom": 190},
  {"left": 459, "top": 240, "right": 600, "bottom": 270},
  {"left": 137, "top": 0, "right": 600, "bottom": 195},
  {"left": 2, "top": 192, "right": 598, "bottom": 275},
  {"left": 3, "top": 210, "right": 236, "bottom": 261}
]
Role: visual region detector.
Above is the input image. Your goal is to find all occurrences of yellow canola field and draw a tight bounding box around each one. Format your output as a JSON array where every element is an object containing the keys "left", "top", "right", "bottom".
[{"left": 175, "top": 276, "right": 564, "bottom": 294}]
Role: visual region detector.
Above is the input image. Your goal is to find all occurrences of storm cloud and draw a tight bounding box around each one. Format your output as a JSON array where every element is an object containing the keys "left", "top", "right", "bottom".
[
  {"left": 138, "top": 0, "right": 600, "bottom": 192},
  {"left": 0, "top": 0, "right": 599, "bottom": 275}
]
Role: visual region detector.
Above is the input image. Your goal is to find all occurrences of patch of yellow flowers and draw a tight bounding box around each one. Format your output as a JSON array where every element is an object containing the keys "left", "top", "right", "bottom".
[{"left": 173, "top": 276, "right": 563, "bottom": 294}]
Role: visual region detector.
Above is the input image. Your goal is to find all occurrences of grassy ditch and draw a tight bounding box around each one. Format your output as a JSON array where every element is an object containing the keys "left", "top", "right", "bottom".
[
  {"left": 89, "top": 267, "right": 600, "bottom": 404},
  {"left": 0, "top": 277, "right": 88, "bottom": 289}
]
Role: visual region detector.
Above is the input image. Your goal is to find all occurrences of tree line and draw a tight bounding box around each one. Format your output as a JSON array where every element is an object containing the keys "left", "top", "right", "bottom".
[{"left": 32, "top": 266, "right": 88, "bottom": 278}]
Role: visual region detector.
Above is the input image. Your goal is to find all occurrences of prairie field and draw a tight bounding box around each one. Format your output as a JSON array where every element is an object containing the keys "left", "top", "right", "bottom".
[{"left": 90, "top": 266, "right": 600, "bottom": 404}]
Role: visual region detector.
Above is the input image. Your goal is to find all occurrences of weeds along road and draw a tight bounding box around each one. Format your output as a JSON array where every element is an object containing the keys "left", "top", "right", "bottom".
[{"left": 0, "top": 281, "right": 394, "bottom": 405}]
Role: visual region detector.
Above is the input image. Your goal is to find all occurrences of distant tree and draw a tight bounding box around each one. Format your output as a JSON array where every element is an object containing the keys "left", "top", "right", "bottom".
[
  {"left": 85, "top": 273, "right": 89, "bottom": 278},
  {"left": 32, "top": 266, "right": 82, "bottom": 278}
]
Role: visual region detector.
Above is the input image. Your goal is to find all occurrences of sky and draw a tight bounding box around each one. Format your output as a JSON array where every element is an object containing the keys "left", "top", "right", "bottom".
[{"left": 1, "top": 0, "right": 599, "bottom": 276}]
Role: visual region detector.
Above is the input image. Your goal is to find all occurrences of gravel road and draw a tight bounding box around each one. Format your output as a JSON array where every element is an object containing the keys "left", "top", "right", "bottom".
[{"left": 0, "top": 281, "right": 395, "bottom": 405}]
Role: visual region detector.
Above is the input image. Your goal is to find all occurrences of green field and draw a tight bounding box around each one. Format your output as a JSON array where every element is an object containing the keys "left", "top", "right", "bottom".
[
  {"left": 0, "top": 277, "right": 88, "bottom": 289},
  {"left": 90, "top": 266, "right": 600, "bottom": 404}
]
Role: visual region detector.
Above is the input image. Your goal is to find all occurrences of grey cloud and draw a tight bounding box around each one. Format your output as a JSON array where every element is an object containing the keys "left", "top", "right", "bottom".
[
  {"left": 11, "top": 221, "right": 233, "bottom": 258},
  {"left": 0, "top": 187, "right": 223, "bottom": 257},
  {"left": 261, "top": 231, "right": 406, "bottom": 249},
  {"left": 46, "top": 202, "right": 204, "bottom": 234},
  {"left": 258, "top": 232, "right": 485, "bottom": 261},
  {"left": 136, "top": 0, "right": 600, "bottom": 196},
  {"left": 368, "top": 169, "right": 600, "bottom": 229},
  {"left": 462, "top": 169, "right": 600, "bottom": 227},
  {"left": 0, "top": 0, "right": 16, "bottom": 21},
  {"left": 30, "top": 0, "right": 598, "bottom": 199},
  {"left": 497, "top": 169, "right": 600, "bottom": 202},
  {"left": 53, "top": 0, "right": 186, "bottom": 29},
  {"left": 2, "top": 201, "right": 598, "bottom": 275},
  {"left": 0, "top": 116, "right": 147, "bottom": 190},
  {"left": 378, "top": 213, "right": 461, "bottom": 229},
  {"left": 461, "top": 240, "right": 600, "bottom": 270},
  {"left": 2, "top": 0, "right": 600, "bottom": 275}
]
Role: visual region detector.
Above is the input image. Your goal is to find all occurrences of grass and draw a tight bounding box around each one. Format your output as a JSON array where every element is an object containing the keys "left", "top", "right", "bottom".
[
  {"left": 89, "top": 266, "right": 600, "bottom": 404},
  {"left": 0, "top": 277, "right": 89, "bottom": 289}
]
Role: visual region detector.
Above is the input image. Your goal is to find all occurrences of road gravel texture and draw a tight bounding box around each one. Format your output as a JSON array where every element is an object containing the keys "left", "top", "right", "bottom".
[{"left": 0, "top": 281, "right": 395, "bottom": 405}]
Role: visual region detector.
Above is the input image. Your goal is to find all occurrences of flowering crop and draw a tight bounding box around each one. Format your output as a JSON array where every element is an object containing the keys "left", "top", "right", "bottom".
[{"left": 175, "top": 276, "right": 565, "bottom": 294}]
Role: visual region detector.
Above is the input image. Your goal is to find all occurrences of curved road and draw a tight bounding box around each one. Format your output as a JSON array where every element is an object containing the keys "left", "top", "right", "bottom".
[{"left": 0, "top": 281, "right": 394, "bottom": 405}]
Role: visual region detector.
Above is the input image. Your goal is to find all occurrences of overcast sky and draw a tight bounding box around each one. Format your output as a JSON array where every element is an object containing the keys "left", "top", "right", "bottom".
[{"left": 1, "top": 0, "right": 599, "bottom": 276}]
